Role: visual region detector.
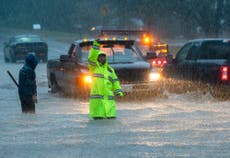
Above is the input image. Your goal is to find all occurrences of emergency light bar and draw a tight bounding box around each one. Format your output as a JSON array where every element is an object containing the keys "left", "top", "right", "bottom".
[
  {"left": 99, "top": 29, "right": 154, "bottom": 45},
  {"left": 100, "top": 29, "right": 151, "bottom": 36}
]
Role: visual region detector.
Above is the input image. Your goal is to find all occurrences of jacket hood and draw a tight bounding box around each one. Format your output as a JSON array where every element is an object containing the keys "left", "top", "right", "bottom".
[
  {"left": 97, "top": 51, "right": 107, "bottom": 66},
  {"left": 25, "top": 54, "right": 38, "bottom": 70},
  {"left": 98, "top": 51, "right": 106, "bottom": 56}
]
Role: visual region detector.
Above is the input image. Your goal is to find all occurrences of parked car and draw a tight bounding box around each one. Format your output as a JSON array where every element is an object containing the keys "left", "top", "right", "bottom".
[
  {"left": 47, "top": 37, "right": 161, "bottom": 97},
  {"left": 162, "top": 38, "right": 230, "bottom": 84},
  {"left": 3, "top": 34, "right": 48, "bottom": 62}
]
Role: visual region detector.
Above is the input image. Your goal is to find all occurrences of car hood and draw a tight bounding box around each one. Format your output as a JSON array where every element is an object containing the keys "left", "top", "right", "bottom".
[
  {"left": 110, "top": 61, "right": 151, "bottom": 83},
  {"left": 110, "top": 61, "right": 150, "bottom": 69}
]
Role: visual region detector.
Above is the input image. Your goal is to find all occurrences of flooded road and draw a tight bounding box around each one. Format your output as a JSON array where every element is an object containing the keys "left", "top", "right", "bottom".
[{"left": 0, "top": 33, "right": 229, "bottom": 158}]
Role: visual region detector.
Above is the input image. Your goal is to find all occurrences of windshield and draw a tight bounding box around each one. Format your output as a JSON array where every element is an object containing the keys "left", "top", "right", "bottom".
[
  {"left": 80, "top": 43, "right": 143, "bottom": 63},
  {"left": 14, "top": 36, "right": 42, "bottom": 43},
  {"left": 200, "top": 41, "right": 230, "bottom": 59}
]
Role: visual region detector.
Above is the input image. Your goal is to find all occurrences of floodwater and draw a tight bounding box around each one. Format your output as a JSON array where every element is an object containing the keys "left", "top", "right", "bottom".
[{"left": 0, "top": 33, "right": 229, "bottom": 158}]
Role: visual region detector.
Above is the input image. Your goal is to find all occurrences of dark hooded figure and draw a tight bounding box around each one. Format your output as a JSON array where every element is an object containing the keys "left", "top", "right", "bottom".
[{"left": 18, "top": 54, "right": 38, "bottom": 113}]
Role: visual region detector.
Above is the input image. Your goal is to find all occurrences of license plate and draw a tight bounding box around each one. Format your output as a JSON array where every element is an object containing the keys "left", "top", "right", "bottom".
[
  {"left": 28, "top": 52, "right": 36, "bottom": 55},
  {"left": 121, "top": 84, "right": 133, "bottom": 92},
  {"left": 133, "top": 85, "right": 150, "bottom": 90}
]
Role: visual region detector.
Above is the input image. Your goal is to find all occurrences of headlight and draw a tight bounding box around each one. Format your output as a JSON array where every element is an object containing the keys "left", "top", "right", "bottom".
[
  {"left": 149, "top": 72, "right": 161, "bottom": 81},
  {"left": 80, "top": 69, "right": 92, "bottom": 84},
  {"left": 83, "top": 75, "right": 92, "bottom": 84}
]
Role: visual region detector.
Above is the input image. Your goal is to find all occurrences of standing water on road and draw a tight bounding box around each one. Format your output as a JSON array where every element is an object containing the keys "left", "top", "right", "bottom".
[{"left": 0, "top": 37, "right": 229, "bottom": 158}]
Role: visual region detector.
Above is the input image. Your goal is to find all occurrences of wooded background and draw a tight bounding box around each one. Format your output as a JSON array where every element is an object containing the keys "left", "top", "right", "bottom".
[{"left": 0, "top": 0, "right": 229, "bottom": 39}]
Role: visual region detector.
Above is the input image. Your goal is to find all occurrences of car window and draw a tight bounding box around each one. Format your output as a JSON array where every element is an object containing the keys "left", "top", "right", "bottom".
[
  {"left": 175, "top": 43, "right": 193, "bottom": 63},
  {"left": 101, "top": 44, "right": 142, "bottom": 63},
  {"left": 80, "top": 43, "right": 143, "bottom": 63},
  {"left": 68, "top": 44, "right": 77, "bottom": 58},
  {"left": 200, "top": 41, "right": 230, "bottom": 59},
  {"left": 15, "top": 36, "right": 42, "bottom": 43},
  {"left": 80, "top": 45, "right": 91, "bottom": 63},
  {"left": 186, "top": 43, "right": 200, "bottom": 60}
]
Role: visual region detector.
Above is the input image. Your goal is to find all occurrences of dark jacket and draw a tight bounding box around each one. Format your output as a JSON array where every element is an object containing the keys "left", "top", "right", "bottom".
[{"left": 18, "top": 54, "right": 38, "bottom": 100}]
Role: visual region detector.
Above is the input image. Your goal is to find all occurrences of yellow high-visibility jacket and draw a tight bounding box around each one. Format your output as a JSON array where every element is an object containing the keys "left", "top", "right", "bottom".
[{"left": 88, "top": 41, "right": 123, "bottom": 118}]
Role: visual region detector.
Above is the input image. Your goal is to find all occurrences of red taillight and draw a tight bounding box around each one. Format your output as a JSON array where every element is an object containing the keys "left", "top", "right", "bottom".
[
  {"left": 157, "top": 60, "right": 162, "bottom": 65},
  {"left": 220, "top": 66, "right": 229, "bottom": 81},
  {"left": 152, "top": 59, "right": 167, "bottom": 66},
  {"left": 38, "top": 52, "right": 45, "bottom": 56}
]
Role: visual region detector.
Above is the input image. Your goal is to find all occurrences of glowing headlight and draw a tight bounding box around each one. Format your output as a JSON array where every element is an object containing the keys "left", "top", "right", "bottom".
[
  {"left": 79, "top": 69, "right": 92, "bottom": 84},
  {"left": 149, "top": 72, "right": 160, "bottom": 81},
  {"left": 83, "top": 75, "right": 92, "bottom": 84}
]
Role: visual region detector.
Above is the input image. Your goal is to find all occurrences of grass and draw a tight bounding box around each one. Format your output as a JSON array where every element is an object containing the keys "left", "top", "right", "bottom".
[{"left": 0, "top": 27, "right": 80, "bottom": 43}]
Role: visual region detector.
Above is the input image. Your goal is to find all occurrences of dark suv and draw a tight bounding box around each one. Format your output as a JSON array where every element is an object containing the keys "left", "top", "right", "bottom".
[{"left": 163, "top": 39, "right": 230, "bottom": 84}]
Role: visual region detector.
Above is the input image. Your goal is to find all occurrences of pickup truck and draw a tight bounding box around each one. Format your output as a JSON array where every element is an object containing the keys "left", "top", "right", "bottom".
[
  {"left": 47, "top": 38, "right": 160, "bottom": 97},
  {"left": 162, "top": 38, "right": 230, "bottom": 85}
]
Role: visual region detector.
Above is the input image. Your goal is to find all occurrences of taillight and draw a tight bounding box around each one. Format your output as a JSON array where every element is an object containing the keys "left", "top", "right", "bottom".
[
  {"left": 38, "top": 52, "right": 45, "bottom": 56},
  {"left": 220, "top": 66, "right": 229, "bottom": 81},
  {"left": 152, "top": 59, "right": 167, "bottom": 66},
  {"left": 17, "top": 52, "right": 25, "bottom": 59},
  {"left": 157, "top": 60, "right": 162, "bottom": 65}
]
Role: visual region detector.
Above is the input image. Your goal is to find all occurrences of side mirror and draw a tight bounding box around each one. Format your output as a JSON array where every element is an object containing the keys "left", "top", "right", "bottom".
[
  {"left": 60, "top": 55, "right": 70, "bottom": 62},
  {"left": 166, "top": 54, "right": 174, "bottom": 64},
  {"left": 146, "top": 52, "right": 157, "bottom": 59}
]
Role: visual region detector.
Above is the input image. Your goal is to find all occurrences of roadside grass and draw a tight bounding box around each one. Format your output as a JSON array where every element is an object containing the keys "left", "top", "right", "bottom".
[
  {"left": 0, "top": 27, "right": 80, "bottom": 43},
  {"left": 39, "top": 30, "right": 79, "bottom": 43}
]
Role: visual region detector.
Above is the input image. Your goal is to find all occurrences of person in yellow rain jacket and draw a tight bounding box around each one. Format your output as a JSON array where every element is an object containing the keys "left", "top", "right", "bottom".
[{"left": 88, "top": 40, "right": 123, "bottom": 119}]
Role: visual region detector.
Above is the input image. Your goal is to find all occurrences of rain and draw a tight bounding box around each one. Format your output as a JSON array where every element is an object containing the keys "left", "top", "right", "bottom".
[{"left": 0, "top": 0, "right": 230, "bottom": 158}]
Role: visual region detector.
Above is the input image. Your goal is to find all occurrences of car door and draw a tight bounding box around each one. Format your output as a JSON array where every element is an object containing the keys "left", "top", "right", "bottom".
[
  {"left": 62, "top": 44, "right": 77, "bottom": 87},
  {"left": 174, "top": 42, "right": 193, "bottom": 79},
  {"left": 185, "top": 42, "right": 201, "bottom": 80},
  {"left": 196, "top": 40, "right": 229, "bottom": 83}
]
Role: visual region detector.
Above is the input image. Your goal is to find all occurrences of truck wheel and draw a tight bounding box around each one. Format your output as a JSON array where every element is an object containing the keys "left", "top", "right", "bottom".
[
  {"left": 9, "top": 50, "right": 16, "bottom": 62},
  {"left": 50, "top": 75, "right": 60, "bottom": 93},
  {"left": 4, "top": 54, "right": 9, "bottom": 63},
  {"left": 43, "top": 56, "right": 48, "bottom": 63}
]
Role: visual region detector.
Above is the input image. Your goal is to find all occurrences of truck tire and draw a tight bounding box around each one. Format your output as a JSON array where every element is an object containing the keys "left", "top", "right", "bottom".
[
  {"left": 9, "top": 50, "right": 16, "bottom": 62},
  {"left": 4, "top": 54, "right": 9, "bottom": 63},
  {"left": 42, "top": 56, "right": 48, "bottom": 63},
  {"left": 50, "top": 75, "right": 61, "bottom": 93}
]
